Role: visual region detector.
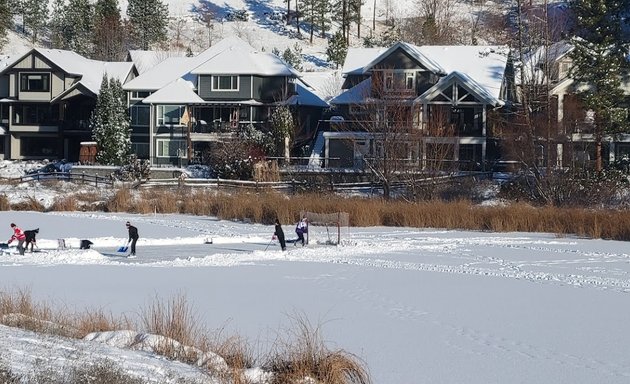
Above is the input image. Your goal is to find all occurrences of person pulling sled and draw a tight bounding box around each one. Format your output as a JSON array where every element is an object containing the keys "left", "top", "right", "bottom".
[{"left": 295, "top": 216, "right": 308, "bottom": 246}]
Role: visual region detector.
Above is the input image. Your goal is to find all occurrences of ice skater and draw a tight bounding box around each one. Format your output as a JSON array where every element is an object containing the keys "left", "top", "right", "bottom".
[
  {"left": 295, "top": 216, "right": 308, "bottom": 246},
  {"left": 274, "top": 218, "right": 286, "bottom": 251}
]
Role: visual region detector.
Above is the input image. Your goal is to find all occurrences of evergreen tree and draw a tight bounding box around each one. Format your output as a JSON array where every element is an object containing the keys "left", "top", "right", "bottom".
[
  {"left": 21, "top": 0, "right": 47, "bottom": 43},
  {"left": 282, "top": 43, "right": 303, "bottom": 71},
  {"left": 0, "top": 0, "right": 12, "bottom": 50},
  {"left": 326, "top": 30, "right": 347, "bottom": 69},
  {"left": 91, "top": 76, "right": 131, "bottom": 166},
  {"left": 92, "top": 0, "right": 124, "bottom": 61},
  {"left": 65, "top": 0, "right": 94, "bottom": 56},
  {"left": 127, "top": 0, "right": 168, "bottom": 50},
  {"left": 49, "top": 0, "right": 66, "bottom": 49},
  {"left": 299, "top": 0, "right": 317, "bottom": 43},
  {"left": 269, "top": 106, "right": 294, "bottom": 157},
  {"left": 315, "top": 0, "right": 331, "bottom": 38},
  {"left": 569, "top": 0, "right": 629, "bottom": 171}
]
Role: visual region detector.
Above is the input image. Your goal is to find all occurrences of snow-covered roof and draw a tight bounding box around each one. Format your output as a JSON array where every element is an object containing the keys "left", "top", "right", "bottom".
[
  {"left": 142, "top": 79, "right": 204, "bottom": 104},
  {"left": 362, "top": 42, "right": 446, "bottom": 75},
  {"left": 519, "top": 40, "right": 574, "bottom": 86},
  {"left": 417, "top": 71, "right": 504, "bottom": 107},
  {"left": 123, "top": 37, "right": 298, "bottom": 92},
  {"left": 329, "top": 78, "right": 371, "bottom": 104},
  {"left": 417, "top": 45, "right": 508, "bottom": 101},
  {"left": 190, "top": 47, "right": 299, "bottom": 76},
  {"left": 127, "top": 50, "right": 188, "bottom": 74},
  {"left": 342, "top": 47, "right": 387, "bottom": 75},
  {"left": 336, "top": 43, "right": 509, "bottom": 104},
  {"left": 1, "top": 48, "right": 134, "bottom": 98},
  {"left": 284, "top": 80, "right": 329, "bottom": 107}
]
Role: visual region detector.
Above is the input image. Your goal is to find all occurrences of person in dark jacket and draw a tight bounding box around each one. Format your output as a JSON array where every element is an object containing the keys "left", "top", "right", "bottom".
[
  {"left": 274, "top": 218, "right": 286, "bottom": 251},
  {"left": 126, "top": 221, "right": 139, "bottom": 256}
]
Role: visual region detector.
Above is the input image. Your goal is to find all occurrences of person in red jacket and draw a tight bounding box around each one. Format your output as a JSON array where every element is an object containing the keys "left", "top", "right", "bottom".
[{"left": 8, "top": 223, "right": 26, "bottom": 255}]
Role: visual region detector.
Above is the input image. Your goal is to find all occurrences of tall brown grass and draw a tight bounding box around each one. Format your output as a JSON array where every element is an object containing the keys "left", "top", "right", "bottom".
[{"left": 265, "top": 312, "right": 370, "bottom": 384}]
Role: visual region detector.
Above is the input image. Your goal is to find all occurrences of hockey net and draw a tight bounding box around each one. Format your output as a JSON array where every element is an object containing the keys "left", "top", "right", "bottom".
[{"left": 300, "top": 211, "right": 350, "bottom": 245}]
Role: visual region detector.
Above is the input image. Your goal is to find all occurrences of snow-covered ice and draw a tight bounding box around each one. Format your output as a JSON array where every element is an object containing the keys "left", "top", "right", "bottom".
[{"left": 0, "top": 210, "right": 629, "bottom": 383}]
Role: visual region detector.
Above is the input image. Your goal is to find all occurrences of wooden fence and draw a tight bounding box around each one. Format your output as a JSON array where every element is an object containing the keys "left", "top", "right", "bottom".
[{"left": 11, "top": 172, "right": 114, "bottom": 187}]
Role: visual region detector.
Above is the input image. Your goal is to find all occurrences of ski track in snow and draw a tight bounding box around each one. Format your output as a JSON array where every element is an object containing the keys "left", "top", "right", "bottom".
[{"left": 1, "top": 212, "right": 629, "bottom": 294}]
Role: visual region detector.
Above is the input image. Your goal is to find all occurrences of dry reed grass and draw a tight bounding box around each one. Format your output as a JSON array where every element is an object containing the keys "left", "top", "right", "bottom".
[
  {"left": 49, "top": 196, "right": 78, "bottom": 212},
  {"left": 265, "top": 313, "right": 370, "bottom": 384},
  {"left": 10, "top": 196, "right": 45, "bottom": 212},
  {"left": 0, "top": 194, "right": 10, "bottom": 211}
]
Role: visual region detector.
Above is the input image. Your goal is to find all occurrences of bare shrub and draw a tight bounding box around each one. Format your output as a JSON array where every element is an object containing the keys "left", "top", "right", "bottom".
[
  {"left": 68, "top": 359, "right": 144, "bottom": 384},
  {"left": 0, "top": 194, "right": 10, "bottom": 211},
  {"left": 10, "top": 196, "right": 45, "bottom": 212},
  {"left": 140, "top": 293, "right": 208, "bottom": 363},
  {"left": 74, "top": 308, "right": 132, "bottom": 338},
  {"left": 265, "top": 312, "right": 370, "bottom": 384},
  {"left": 106, "top": 188, "right": 134, "bottom": 212},
  {"left": 49, "top": 196, "right": 78, "bottom": 212}
]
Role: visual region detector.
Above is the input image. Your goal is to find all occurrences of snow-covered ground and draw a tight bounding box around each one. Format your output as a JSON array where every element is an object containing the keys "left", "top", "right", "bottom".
[{"left": 0, "top": 209, "right": 629, "bottom": 383}]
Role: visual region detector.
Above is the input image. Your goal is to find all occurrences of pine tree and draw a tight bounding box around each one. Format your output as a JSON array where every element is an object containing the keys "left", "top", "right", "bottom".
[
  {"left": 315, "top": 0, "right": 331, "bottom": 38},
  {"left": 91, "top": 76, "right": 131, "bottom": 166},
  {"left": 127, "top": 0, "right": 168, "bottom": 50},
  {"left": 92, "top": 0, "right": 124, "bottom": 61},
  {"left": 326, "top": 30, "right": 347, "bottom": 69},
  {"left": 0, "top": 0, "right": 12, "bottom": 50},
  {"left": 282, "top": 43, "right": 303, "bottom": 71},
  {"left": 21, "top": 0, "right": 47, "bottom": 43},
  {"left": 49, "top": 0, "right": 66, "bottom": 49},
  {"left": 569, "top": 0, "right": 629, "bottom": 171},
  {"left": 65, "top": 0, "right": 94, "bottom": 56}
]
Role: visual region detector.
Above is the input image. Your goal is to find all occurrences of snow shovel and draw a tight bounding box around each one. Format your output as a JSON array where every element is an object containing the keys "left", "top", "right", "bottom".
[
  {"left": 0, "top": 243, "right": 8, "bottom": 249},
  {"left": 117, "top": 244, "right": 129, "bottom": 253}
]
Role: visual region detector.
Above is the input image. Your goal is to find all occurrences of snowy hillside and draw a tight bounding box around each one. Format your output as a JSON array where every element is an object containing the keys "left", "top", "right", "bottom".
[{"left": 1, "top": 0, "right": 532, "bottom": 72}]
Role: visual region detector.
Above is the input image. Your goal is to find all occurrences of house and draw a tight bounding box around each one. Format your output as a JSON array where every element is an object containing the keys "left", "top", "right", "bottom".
[
  {"left": 0, "top": 48, "right": 136, "bottom": 161},
  {"left": 123, "top": 37, "right": 328, "bottom": 167},
  {"left": 521, "top": 40, "right": 630, "bottom": 169},
  {"left": 317, "top": 42, "right": 512, "bottom": 172}
]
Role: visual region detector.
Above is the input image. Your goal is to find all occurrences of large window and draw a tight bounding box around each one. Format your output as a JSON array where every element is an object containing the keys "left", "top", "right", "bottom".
[
  {"left": 130, "top": 105, "right": 150, "bottom": 126},
  {"left": 13, "top": 104, "right": 59, "bottom": 125},
  {"left": 21, "top": 136, "right": 60, "bottom": 156},
  {"left": 156, "top": 105, "right": 184, "bottom": 126},
  {"left": 157, "top": 139, "right": 186, "bottom": 158},
  {"left": 212, "top": 75, "right": 239, "bottom": 91},
  {"left": 20, "top": 73, "right": 50, "bottom": 92}
]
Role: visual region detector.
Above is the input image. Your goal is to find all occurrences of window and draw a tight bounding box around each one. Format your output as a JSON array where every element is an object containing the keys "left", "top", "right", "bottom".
[
  {"left": 20, "top": 73, "right": 50, "bottom": 92},
  {"left": 21, "top": 136, "right": 60, "bottom": 156},
  {"left": 131, "top": 91, "right": 151, "bottom": 99},
  {"left": 406, "top": 73, "right": 415, "bottom": 90},
  {"left": 130, "top": 105, "right": 150, "bottom": 126},
  {"left": 157, "top": 139, "right": 187, "bottom": 158},
  {"left": 131, "top": 143, "right": 149, "bottom": 159},
  {"left": 212, "top": 75, "right": 239, "bottom": 91},
  {"left": 384, "top": 72, "right": 393, "bottom": 90},
  {"left": 157, "top": 105, "right": 184, "bottom": 126},
  {"left": 12, "top": 104, "right": 59, "bottom": 125}
]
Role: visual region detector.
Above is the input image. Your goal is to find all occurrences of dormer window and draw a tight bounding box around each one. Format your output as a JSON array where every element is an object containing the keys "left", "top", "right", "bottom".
[
  {"left": 406, "top": 72, "right": 415, "bottom": 90},
  {"left": 212, "top": 75, "right": 239, "bottom": 91},
  {"left": 20, "top": 73, "right": 50, "bottom": 92}
]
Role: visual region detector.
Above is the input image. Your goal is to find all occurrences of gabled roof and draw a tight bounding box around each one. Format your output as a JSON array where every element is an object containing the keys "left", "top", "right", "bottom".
[
  {"left": 123, "top": 36, "right": 298, "bottom": 92},
  {"left": 361, "top": 41, "right": 446, "bottom": 75},
  {"left": 329, "top": 78, "right": 371, "bottom": 105},
  {"left": 142, "top": 78, "right": 204, "bottom": 104},
  {"left": 519, "top": 40, "right": 574, "bottom": 85},
  {"left": 2, "top": 48, "right": 135, "bottom": 101},
  {"left": 416, "top": 71, "right": 503, "bottom": 107},
  {"left": 342, "top": 47, "right": 387, "bottom": 75}
]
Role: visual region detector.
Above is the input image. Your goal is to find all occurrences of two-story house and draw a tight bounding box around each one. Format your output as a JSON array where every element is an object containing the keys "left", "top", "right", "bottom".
[
  {"left": 0, "top": 48, "right": 135, "bottom": 161},
  {"left": 315, "top": 42, "right": 512, "bottom": 171},
  {"left": 521, "top": 40, "right": 630, "bottom": 169},
  {"left": 123, "top": 37, "right": 328, "bottom": 166}
]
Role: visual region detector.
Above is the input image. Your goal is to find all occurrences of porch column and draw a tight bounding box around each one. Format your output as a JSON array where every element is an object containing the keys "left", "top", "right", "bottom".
[
  {"left": 324, "top": 136, "right": 329, "bottom": 168},
  {"left": 482, "top": 107, "right": 487, "bottom": 136},
  {"left": 609, "top": 142, "right": 616, "bottom": 164},
  {"left": 556, "top": 143, "right": 563, "bottom": 168},
  {"left": 557, "top": 93, "right": 564, "bottom": 134}
]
